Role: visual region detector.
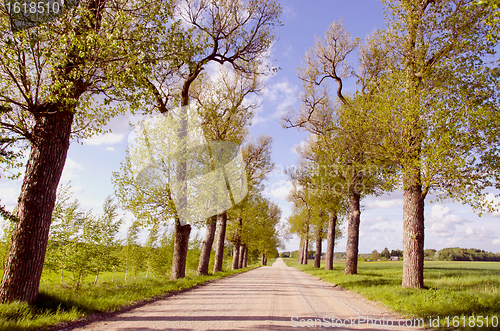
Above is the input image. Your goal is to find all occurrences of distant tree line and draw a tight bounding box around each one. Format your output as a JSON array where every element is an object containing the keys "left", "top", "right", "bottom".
[{"left": 433, "top": 248, "right": 500, "bottom": 262}]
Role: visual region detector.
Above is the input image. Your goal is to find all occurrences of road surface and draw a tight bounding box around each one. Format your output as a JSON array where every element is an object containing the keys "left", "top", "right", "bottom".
[{"left": 71, "top": 258, "right": 426, "bottom": 330}]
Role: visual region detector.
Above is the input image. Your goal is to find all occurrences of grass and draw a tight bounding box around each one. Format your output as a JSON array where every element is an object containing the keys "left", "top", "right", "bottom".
[
  {"left": 0, "top": 264, "right": 258, "bottom": 331},
  {"left": 284, "top": 259, "right": 500, "bottom": 331}
]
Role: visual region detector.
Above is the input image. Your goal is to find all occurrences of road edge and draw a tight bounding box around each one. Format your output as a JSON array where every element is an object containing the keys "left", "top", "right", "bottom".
[{"left": 39, "top": 266, "right": 260, "bottom": 331}]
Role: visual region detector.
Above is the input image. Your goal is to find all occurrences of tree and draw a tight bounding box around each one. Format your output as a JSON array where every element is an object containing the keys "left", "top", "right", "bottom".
[
  {"left": 45, "top": 183, "right": 88, "bottom": 286},
  {"left": 390, "top": 249, "right": 403, "bottom": 258},
  {"left": 0, "top": 218, "right": 14, "bottom": 271},
  {"left": 133, "top": 0, "right": 280, "bottom": 279},
  {"left": 371, "top": 250, "right": 380, "bottom": 261},
  {"left": 370, "top": 0, "right": 500, "bottom": 288},
  {"left": 82, "top": 197, "right": 123, "bottom": 284},
  {"left": 282, "top": 21, "right": 393, "bottom": 275},
  {"left": 293, "top": 136, "right": 347, "bottom": 271},
  {"left": 145, "top": 224, "right": 160, "bottom": 278},
  {"left": 239, "top": 195, "right": 281, "bottom": 266},
  {"left": 224, "top": 135, "right": 274, "bottom": 271},
  {"left": 380, "top": 247, "right": 390, "bottom": 259},
  {"left": 45, "top": 186, "right": 122, "bottom": 287},
  {"left": 0, "top": 0, "right": 171, "bottom": 303},
  {"left": 120, "top": 221, "right": 144, "bottom": 281},
  {"left": 286, "top": 179, "right": 312, "bottom": 266},
  {"left": 424, "top": 249, "right": 436, "bottom": 260},
  {"left": 191, "top": 69, "right": 261, "bottom": 275}
]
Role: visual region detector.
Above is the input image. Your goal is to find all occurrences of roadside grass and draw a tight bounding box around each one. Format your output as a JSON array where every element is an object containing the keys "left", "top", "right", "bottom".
[
  {"left": 0, "top": 264, "right": 258, "bottom": 331},
  {"left": 284, "top": 259, "right": 500, "bottom": 331}
]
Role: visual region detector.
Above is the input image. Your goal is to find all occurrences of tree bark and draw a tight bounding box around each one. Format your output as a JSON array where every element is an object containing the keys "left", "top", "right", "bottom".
[
  {"left": 238, "top": 244, "right": 245, "bottom": 269},
  {"left": 314, "top": 226, "right": 322, "bottom": 268},
  {"left": 402, "top": 177, "right": 425, "bottom": 288},
  {"left": 197, "top": 215, "right": 217, "bottom": 276},
  {"left": 231, "top": 217, "right": 242, "bottom": 270},
  {"left": 0, "top": 109, "right": 74, "bottom": 304},
  {"left": 261, "top": 253, "right": 266, "bottom": 265},
  {"left": 345, "top": 192, "right": 361, "bottom": 275},
  {"left": 213, "top": 211, "right": 227, "bottom": 273},
  {"left": 297, "top": 237, "right": 304, "bottom": 265},
  {"left": 170, "top": 221, "right": 191, "bottom": 280},
  {"left": 301, "top": 236, "right": 309, "bottom": 265},
  {"left": 232, "top": 242, "right": 240, "bottom": 270},
  {"left": 171, "top": 71, "right": 199, "bottom": 281},
  {"left": 241, "top": 245, "right": 248, "bottom": 268},
  {"left": 325, "top": 210, "right": 337, "bottom": 270}
]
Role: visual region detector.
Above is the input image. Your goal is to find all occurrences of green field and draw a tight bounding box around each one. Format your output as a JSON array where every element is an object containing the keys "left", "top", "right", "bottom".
[
  {"left": 0, "top": 264, "right": 258, "bottom": 331},
  {"left": 285, "top": 259, "right": 500, "bottom": 331}
]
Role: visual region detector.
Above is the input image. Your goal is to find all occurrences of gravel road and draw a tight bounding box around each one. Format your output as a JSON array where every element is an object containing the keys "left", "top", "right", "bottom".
[{"left": 71, "top": 258, "right": 426, "bottom": 331}]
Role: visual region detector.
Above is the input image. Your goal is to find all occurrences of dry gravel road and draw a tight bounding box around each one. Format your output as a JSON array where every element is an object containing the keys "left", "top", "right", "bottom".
[{"left": 71, "top": 258, "right": 426, "bottom": 331}]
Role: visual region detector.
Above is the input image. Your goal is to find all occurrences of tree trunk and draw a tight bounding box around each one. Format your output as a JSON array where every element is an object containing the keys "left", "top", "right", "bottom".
[
  {"left": 238, "top": 244, "right": 245, "bottom": 269},
  {"left": 301, "top": 233, "right": 309, "bottom": 265},
  {"left": 197, "top": 215, "right": 217, "bottom": 276},
  {"left": 297, "top": 237, "right": 304, "bottom": 265},
  {"left": 402, "top": 179, "right": 425, "bottom": 288},
  {"left": 325, "top": 210, "right": 337, "bottom": 270},
  {"left": 232, "top": 242, "right": 240, "bottom": 270},
  {"left": 170, "top": 81, "right": 193, "bottom": 281},
  {"left": 314, "top": 227, "right": 322, "bottom": 268},
  {"left": 170, "top": 220, "right": 191, "bottom": 280},
  {"left": 231, "top": 217, "right": 242, "bottom": 270},
  {"left": 213, "top": 211, "right": 227, "bottom": 273},
  {"left": 242, "top": 245, "right": 248, "bottom": 268},
  {"left": 345, "top": 192, "right": 361, "bottom": 275},
  {"left": 0, "top": 110, "right": 73, "bottom": 304},
  {"left": 261, "top": 253, "right": 266, "bottom": 265}
]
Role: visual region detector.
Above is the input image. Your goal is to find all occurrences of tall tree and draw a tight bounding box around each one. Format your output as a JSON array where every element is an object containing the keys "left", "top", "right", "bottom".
[
  {"left": 0, "top": 0, "right": 171, "bottom": 303},
  {"left": 372, "top": 0, "right": 500, "bottom": 288},
  {"left": 191, "top": 69, "right": 261, "bottom": 275},
  {"left": 283, "top": 21, "right": 394, "bottom": 275},
  {"left": 218, "top": 134, "right": 274, "bottom": 271},
  {"left": 135, "top": 0, "right": 280, "bottom": 278}
]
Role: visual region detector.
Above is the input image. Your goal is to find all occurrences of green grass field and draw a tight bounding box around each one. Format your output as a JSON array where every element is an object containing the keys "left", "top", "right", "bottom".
[
  {"left": 0, "top": 263, "right": 258, "bottom": 331},
  {"left": 285, "top": 259, "right": 500, "bottom": 331}
]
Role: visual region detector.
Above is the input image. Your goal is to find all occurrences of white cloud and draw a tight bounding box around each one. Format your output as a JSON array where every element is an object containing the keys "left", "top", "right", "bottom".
[
  {"left": 0, "top": 188, "right": 19, "bottom": 205},
  {"left": 251, "top": 79, "right": 299, "bottom": 125},
  {"left": 437, "top": 226, "right": 497, "bottom": 248},
  {"left": 290, "top": 139, "right": 308, "bottom": 154},
  {"left": 431, "top": 204, "right": 450, "bottom": 219},
  {"left": 264, "top": 179, "right": 292, "bottom": 201},
  {"left": 84, "top": 132, "right": 125, "bottom": 146},
  {"left": 367, "top": 199, "right": 403, "bottom": 209},
  {"left": 61, "top": 158, "right": 84, "bottom": 182},
  {"left": 430, "top": 222, "right": 455, "bottom": 238},
  {"left": 427, "top": 204, "right": 466, "bottom": 238}
]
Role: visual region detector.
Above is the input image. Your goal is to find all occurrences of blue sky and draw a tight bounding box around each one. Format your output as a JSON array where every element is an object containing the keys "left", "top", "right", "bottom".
[{"left": 2, "top": 0, "right": 500, "bottom": 254}]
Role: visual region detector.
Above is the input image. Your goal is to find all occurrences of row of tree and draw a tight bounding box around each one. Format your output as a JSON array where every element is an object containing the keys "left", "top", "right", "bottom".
[
  {"left": 1, "top": 182, "right": 281, "bottom": 288},
  {"left": 0, "top": 0, "right": 283, "bottom": 303},
  {"left": 283, "top": 0, "right": 500, "bottom": 288}
]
